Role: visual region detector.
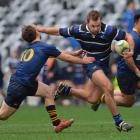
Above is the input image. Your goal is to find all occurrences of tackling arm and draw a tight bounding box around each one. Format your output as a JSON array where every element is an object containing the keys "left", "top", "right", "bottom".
[
  {"left": 62, "top": 49, "right": 83, "bottom": 56},
  {"left": 57, "top": 52, "right": 95, "bottom": 64}
]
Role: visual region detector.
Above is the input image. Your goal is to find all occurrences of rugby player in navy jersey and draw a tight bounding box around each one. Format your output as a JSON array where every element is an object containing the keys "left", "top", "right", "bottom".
[
  {"left": 113, "top": 10, "right": 140, "bottom": 107},
  {"left": 89, "top": 10, "right": 140, "bottom": 109},
  {"left": 0, "top": 25, "right": 94, "bottom": 133},
  {"left": 33, "top": 10, "right": 134, "bottom": 132}
]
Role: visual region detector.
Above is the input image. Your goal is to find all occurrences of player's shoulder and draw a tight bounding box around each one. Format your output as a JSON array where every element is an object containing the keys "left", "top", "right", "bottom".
[
  {"left": 30, "top": 41, "right": 47, "bottom": 47},
  {"left": 70, "top": 24, "right": 81, "bottom": 33},
  {"left": 31, "top": 41, "right": 56, "bottom": 52},
  {"left": 104, "top": 24, "right": 116, "bottom": 34},
  {"left": 102, "top": 23, "right": 118, "bottom": 38},
  {"left": 36, "top": 41, "right": 53, "bottom": 48}
]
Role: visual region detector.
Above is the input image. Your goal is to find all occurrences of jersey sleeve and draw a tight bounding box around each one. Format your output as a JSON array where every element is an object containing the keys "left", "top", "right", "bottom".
[
  {"left": 45, "top": 45, "right": 61, "bottom": 57},
  {"left": 114, "top": 29, "right": 126, "bottom": 40},
  {"left": 59, "top": 25, "right": 80, "bottom": 37},
  {"left": 106, "top": 25, "right": 126, "bottom": 41}
]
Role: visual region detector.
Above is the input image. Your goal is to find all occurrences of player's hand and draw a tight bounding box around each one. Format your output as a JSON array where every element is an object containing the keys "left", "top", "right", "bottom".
[
  {"left": 73, "top": 49, "right": 83, "bottom": 56},
  {"left": 31, "top": 24, "right": 44, "bottom": 32},
  {"left": 121, "top": 51, "right": 133, "bottom": 59},
  {"left": 83, "top": 56, "right": 96, "bottom": 64}
]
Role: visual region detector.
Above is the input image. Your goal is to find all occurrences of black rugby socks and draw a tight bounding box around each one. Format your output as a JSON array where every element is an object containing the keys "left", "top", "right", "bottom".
[{"left": 46, "top": 105, "right": 61, "bottom": 126}]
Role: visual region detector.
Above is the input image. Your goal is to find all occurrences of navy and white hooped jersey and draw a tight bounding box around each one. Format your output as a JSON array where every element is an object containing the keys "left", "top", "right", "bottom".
[
  {"left": 59, "top": 23, "right": 126, "bottom": 62},
  {"left": 118, "top": 30, "right": 140, "bottom": 72},
  {"left": 13, "top": 41, "right": 61, "bottom": 87}
]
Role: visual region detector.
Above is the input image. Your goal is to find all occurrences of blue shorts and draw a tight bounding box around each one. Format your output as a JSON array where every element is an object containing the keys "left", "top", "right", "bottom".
[
  {"left": 83, "top": 61, "right": 109, "bottom": 79},
  {"left": 73, "top": 77, "right": 85, "bottom": 85},
  {"left": 5, "top": 76, "right": 38, "bottom": 109},
  {"left": 117, "top": 70, "right": 137, "bottom": 95}
]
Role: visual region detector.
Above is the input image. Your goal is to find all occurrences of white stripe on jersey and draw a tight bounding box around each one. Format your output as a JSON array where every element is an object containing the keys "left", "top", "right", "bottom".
[
  {"left": 83, "top": 47, "right": 111, "bottom": 55},
  {"left": 100, "top": 53, "right": 111, "bottom": 61},
  {"left": 113, "top": 29, "right": 119, "bottom": 40},
  {"left": 76, "top": 38, "right": 110, "bottom": 45},
  {"left": 67, "top": 27, "right": 71, "bottom": 36}
]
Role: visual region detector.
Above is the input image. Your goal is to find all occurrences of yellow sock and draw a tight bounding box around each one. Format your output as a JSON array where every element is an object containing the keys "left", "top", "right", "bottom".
[{"left": 101, "top": 94, "right": 105, "bottom": 103}]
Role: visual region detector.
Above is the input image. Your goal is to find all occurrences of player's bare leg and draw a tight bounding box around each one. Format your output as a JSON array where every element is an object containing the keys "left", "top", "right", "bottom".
[
  {"left": 56, "top": 70, "right": 115, "bottom": 114},
  {"left": 91, "top": 70, "right": 118, "bottom": 116},
  {"left": 0, "top": 101, "right": 17, "bottom": 120},
  {"left": 71, "top": 80, "right": 103, "bottom": 111},
  {"left": 90, "top": 70, "right": 133, "bottom": 131},
  {"left": 35, "top": 82, "right": 74, "bottom": 133},
  {"left": 54, "top": 69, "right": 116, "bottom": 114},
  {"left": 86, "top": 70, "right": 133, "bottom": 131},
  {"left": 55, "top": 70, "right": 133, "bottom": 132},
  {"left": 70, "top": 79, "right": 102, "bottom": 104},
  {"left": 55, "top": 79, "right": 102, "bottom": 110},
  {"left": 114, "top": 90, "right": 134, "bottom": 107},
  {"left": 92, "top": 89, "right": 135, "bottom": 110}
]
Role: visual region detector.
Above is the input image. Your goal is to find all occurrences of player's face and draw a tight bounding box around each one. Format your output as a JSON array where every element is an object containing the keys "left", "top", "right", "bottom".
[{"left": 87, "top": 18, "right": 101, "bottom": 35}]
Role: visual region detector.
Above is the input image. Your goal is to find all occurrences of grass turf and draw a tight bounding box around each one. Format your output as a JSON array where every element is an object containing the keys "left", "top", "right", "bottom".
[{"left": 0, "top": 105, "right": 139, "bottom": 140}]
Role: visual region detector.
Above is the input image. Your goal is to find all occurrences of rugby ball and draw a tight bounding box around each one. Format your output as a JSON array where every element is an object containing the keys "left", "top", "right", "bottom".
[{"left": 114, "top": 40, "right": 129, "bottom": 54}]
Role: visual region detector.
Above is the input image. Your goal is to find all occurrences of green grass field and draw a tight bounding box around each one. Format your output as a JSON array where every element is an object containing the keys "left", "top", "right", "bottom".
[{"left": 0, "top": 105, "right": 139, "bottom": 140}]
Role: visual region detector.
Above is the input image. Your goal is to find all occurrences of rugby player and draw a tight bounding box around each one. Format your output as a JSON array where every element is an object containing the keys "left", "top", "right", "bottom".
[
  {"left": 90, "top": 10, "right": 140, "bottom": 108},
  {"left": 33, "top": 10, "right": 134, "bottom": 132},
  {"left": 0, "top": 25, "right": 94, "bottom": 133},
  {"left": 113, "top": 10, "right": 140, "bottom": 107}
]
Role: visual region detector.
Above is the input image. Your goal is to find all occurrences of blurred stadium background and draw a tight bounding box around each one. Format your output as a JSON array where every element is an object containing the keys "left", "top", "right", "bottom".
[{"left": 0, "top": 0, "right": 140, "bottom": 139}]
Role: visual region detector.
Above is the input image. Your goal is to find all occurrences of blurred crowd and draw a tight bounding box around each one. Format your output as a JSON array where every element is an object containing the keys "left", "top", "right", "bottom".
[{"left": 0, "top": 0, "right": 140, "bottom": 106}]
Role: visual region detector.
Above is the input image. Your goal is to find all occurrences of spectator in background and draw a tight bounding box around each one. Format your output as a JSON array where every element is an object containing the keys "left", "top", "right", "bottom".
[
  {"left": 4, "top": 51, "right": 19, "bottom": 90},
  {"left": 121, "top": 0, "right": 136, "bottom": 33},
  {"left": 6, "top": 51, "right": 18, "bottom": 74}
]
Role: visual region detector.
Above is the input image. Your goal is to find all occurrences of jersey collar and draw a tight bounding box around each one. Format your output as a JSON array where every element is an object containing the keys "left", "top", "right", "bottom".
[{"left": 85, "top": 23, "right": 106, "bottom": 35}]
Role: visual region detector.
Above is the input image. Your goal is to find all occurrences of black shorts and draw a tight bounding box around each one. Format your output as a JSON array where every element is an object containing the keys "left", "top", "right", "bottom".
[
  {"left": 5, "top": 77, "right": 38, "bottom": 109},
  {"left": 117, "top": 70, "right": 137, "bottom": 95}
]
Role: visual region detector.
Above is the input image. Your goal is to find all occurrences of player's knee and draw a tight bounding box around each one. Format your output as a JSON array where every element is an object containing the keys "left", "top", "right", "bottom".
[
  {"left": 103, "top": 84, "right": 114, "bottom": 96},
  {"left": 0, "top": 112, "right": 9, "bottom": 120},
  {"left": 86, "top": 94, "right": 99, "bottom": 104}
]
